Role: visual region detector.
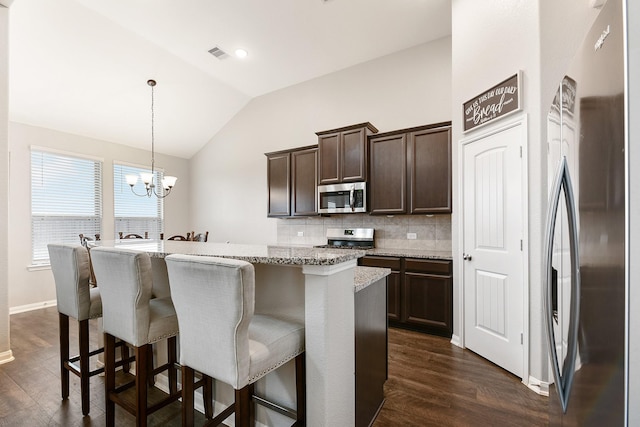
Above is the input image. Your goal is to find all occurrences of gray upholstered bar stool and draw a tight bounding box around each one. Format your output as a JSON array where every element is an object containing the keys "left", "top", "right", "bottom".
[
  {"left": 48, "top": 243, "right": 104, "bottom": 416},
  {"left": 165, "top": 254, "right": 306, "bottom": 427},
  {"left": 90, "top": 247, "right": 181, "bottom": 427}
]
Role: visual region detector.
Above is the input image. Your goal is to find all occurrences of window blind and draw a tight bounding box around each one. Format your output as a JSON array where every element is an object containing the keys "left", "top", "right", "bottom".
[
  {"left": 31, "top": 149, "right": 102, "bottom": 264},
  {"left": 113, "top": 163, "right": 164, "bottom": 239}
]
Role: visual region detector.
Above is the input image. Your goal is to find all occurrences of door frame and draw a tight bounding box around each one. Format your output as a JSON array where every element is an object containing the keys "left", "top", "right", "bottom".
[{"left": 457, "top": 116, "right": 530, "bottom": 383}]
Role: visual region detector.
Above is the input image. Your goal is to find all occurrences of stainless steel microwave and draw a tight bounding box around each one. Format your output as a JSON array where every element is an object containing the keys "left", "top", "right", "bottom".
[{"left": 317, "top": 182, "right": 366, "bottom": 214}]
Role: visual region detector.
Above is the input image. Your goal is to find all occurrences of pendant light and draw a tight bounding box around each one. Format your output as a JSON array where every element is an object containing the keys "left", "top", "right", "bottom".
[{"left": 125, "top": 79, "right": 177, "bottom": 198}]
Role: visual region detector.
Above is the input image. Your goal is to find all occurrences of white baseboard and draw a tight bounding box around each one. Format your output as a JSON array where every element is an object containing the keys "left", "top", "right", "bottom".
[
  {"left": 0, "top": 349, "right": 15, "bottom": 365},
  {"left": 525, "top": 375, "right": 550, "bottom": 396},
  {"left": 10, "top": 299, "right": 57, "bottom": 315},
  {"left": 450, "top": 334, "right": 462, "bottom": 348}
]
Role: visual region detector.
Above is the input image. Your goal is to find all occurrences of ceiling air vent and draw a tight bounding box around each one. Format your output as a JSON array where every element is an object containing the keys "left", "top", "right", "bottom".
[{"left": 208, "top": 46, "right": 229, "bottom": 60}]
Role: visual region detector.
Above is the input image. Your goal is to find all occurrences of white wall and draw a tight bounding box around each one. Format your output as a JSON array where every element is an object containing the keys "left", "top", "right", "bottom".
[
  {"left": 0, "top": 5, "right": 13, "bottom": 364},
  {"left": 7, "top": 122, "right": 190, "bottom": 310},
  {"left": 189, "top": 39, "right": 452, "bottom": 244},
  {"left": 451, "top": 0, "right": 541, "bottom": 384},
  {"left": 451, "top": 0, "right": 599, "bottom": 385}
]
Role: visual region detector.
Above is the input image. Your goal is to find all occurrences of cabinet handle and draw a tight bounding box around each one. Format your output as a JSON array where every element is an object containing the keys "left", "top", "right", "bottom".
[
  {"left": 462, "top": 253, "right": 472, "bottom": 261},
  {"left": 543, "top": 156, "right": 580, "bottom": 413}
]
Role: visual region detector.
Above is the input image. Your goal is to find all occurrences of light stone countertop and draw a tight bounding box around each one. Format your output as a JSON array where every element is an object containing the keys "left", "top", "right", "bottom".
[
  {"left": 354, "top": 266, "right": 390, "bottom": 292},
  {"left": 93, "top": 240, "right": 365, "bottom": 266},
  {"left": 92, "top": 241, "right": 392, "bottom": 291}
]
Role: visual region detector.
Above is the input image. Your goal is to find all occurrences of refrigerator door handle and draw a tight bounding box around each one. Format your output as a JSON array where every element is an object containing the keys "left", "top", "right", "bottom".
[{"left": 543, "top": 156, "right": 581, "bottom": 413}]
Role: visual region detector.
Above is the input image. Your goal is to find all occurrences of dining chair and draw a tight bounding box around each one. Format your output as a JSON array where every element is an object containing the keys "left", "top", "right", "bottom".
[
  {"left": 160, "top": 233, "right": 191, "bottom": 241},
  {"left": 78, "top": 233, "right": 100, "bottom": 245},
  {"left": 190, "top": 231, "right": 209, "bottom": 242},
  {"left": 90, "top": 247, "right": 181, "bottom": 427},
  {"left": 118, "top": 231, "right": 148, "bottom": 239},
  {"left": 165, "top": 254, "right": 306, "bottom": 427}
]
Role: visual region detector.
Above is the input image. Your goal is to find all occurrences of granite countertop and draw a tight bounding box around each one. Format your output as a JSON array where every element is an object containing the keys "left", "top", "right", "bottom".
[
  {"left": 364, "top": 247, "right": 453, "bottom": 260},
  {"left": 92, "top": 240, "right": 365, "bottom": 266},
  {"left": 354, "top": 266, "right": 390, "bottom": 292}
]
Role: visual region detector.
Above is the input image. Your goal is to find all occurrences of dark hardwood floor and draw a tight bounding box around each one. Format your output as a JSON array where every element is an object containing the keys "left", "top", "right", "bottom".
[
  {"left": 374, "top": 328, "right": 549, "bottom": 427},
  {"left": 0, "top": 307, "right": 549, "bottom": 426}
]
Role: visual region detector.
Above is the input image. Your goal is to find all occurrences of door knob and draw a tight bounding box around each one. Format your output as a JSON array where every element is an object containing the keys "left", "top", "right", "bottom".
[{"left": 463, "top": 253, "right": 472, "bottom": 261}]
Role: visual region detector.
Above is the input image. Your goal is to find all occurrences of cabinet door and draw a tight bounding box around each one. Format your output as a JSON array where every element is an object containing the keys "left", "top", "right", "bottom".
[
  {"left": 359, "top": 256, "right": 402, "bottom": 320},
  {"left": 342, "top": 128, "right": 367, "bottom": 182},
  {"left": 355, "top": 278, "right": 388, "bottom": 427},
  {"left": 403, "top": 272, "right": 452, "bottom": 337},
  {"left": 318, "top": 133, "right": 340, "bottom": 184},
  {"left": 266, "top": 152, "right": 291, "bottom": 217},
  {"left": 369, "top": 134, "right": 407, "bottom": 214},
  {"left": 387, "top": 271, "right": 402, "bottom": 321},
  {"left": 291, "top": 148, "right": 318, "bottom": 216},
  {"left": 408, "top": 126, "right": 452, "bottom": 213}
]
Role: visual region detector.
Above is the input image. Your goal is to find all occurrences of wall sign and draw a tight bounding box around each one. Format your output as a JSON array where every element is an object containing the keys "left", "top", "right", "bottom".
[{"left": 463, "top": 72, "right": 522, "bottom": 132}]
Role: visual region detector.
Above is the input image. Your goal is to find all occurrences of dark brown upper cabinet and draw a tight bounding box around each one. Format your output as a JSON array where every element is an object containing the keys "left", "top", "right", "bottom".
[
  {"left": 369, "top": 132, "right": 407, "bottom": 214},
  {"left": 265, "top": 145, "right": 318, "bottom": 217},
  {"left": 369, "top": 122, "right": 452, "bottom": 215},
  {"left": 409, "top": 125, "right": 452, "bottom": 214},
  {"left": 316, "top": 122, "right": 378, "bottom": 184}
]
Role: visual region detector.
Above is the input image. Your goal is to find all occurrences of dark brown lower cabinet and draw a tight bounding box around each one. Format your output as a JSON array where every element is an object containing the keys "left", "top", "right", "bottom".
[
  {"left": 359, "top": 255, "right": 453, "bottom": 337},
  {"left": 387, "top": 271, "right": 401, "bottom": 322},
  {"left": 404, "top": 258, "right": 452, "bottom": 336},
  {"left": 355, "top": 276, "right": 387, "bottom": 427},
  {"left": 357, "top": 256, "right": 401, "bottom": 320}
]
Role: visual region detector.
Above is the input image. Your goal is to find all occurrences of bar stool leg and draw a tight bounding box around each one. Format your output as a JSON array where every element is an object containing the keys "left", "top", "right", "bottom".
[
  {"left": 295, "top": 353, "right": 306, "bottom": 426},
  {"left": 59, "top": 313, "right": 70, "bottom": 401},
  {"left": 182, "top": 365, "right": 195, "bottom": 427},
  {"left": 203, "top": 375, "right": 214, "bottom": 418},
  {"left": 104, "top": 333, "right": 117, "bottom": 427},
  {"left": 121, "top": 343, "right": 130, "bottom": 373},
  {"left": 79, "top": 319, "right": 90, "bottom": 416},
  {"left": 167, "top": 336, "right": 178, "bottom": 394},
  {"left": 147, "top": 344, "right": 155, "bottom": 387},
  {"left": 235, "top": 384, "right": 254, "bottom": 427},
  {"left": 136, "top": 344, "right": 149, "bottom": 427}
]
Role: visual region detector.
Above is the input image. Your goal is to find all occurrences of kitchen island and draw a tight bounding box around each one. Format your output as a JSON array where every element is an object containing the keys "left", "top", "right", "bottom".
[{"left": 93, "top": 240, "right": 388, "bottom": 427}]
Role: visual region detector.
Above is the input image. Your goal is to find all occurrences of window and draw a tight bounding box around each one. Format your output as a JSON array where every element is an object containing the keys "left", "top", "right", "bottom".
[
  {"left": 31, "top": 149, "right": 102, "bottom": 264},
  {"left": 113, "top": 163, "right": 163, "bottom": 239}
]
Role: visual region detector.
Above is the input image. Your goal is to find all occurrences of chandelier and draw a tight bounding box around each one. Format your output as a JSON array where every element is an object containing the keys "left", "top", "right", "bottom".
[{"left": 125, "top": 79, "right": 177, "bottom": 198}]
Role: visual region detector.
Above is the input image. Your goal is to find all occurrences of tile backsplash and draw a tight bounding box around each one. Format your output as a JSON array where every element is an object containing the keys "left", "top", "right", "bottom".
[{"left": 277, "top": 214, "right": 451, "bottom": 251}]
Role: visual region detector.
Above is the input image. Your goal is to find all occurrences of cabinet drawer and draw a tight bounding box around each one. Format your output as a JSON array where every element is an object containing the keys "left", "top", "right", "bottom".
[
  {"left": 359, "top": 256, "right": 401, "bottom": 270},
  {"left": 405, "top": 258, "right": 451, "bottom": 275}
]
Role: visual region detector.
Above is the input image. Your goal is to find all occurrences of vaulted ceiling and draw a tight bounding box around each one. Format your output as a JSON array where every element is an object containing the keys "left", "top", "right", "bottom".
[{"left": 8, "top": 0, "right": 451, "bottom": 158}]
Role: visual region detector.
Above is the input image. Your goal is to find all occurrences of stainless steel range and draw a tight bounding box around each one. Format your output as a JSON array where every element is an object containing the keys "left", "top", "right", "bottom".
[{"left": 315, "top": 228, "right": 374, "bottom": 249}]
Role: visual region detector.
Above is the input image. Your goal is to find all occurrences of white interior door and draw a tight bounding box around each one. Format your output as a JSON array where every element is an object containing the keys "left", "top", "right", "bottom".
[{"left": 462, "top": 120, "right": 525, "bottom": 378}]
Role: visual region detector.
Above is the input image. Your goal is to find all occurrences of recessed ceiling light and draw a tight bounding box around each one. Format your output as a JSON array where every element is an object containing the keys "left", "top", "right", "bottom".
[{"left": 234, "top": 48, "right": 248, "bottom": 59}]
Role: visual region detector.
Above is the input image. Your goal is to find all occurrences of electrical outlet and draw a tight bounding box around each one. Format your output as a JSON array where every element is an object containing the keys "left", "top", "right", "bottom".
[
  {"left": 297, "top": 231, "right": 304, "bottom": 237},
  {"left": 407, "top": 232, "right": 417, "bottom": 240}
]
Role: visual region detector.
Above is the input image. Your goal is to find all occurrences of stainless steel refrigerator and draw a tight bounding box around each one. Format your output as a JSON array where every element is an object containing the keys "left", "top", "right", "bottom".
[{"left": 544, "top": 0, "right": 626, "bottom": 424}]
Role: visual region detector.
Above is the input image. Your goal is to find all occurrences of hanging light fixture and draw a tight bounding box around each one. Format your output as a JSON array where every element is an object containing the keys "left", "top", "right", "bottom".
[{"left": 125, "top": 79, "right": 177, "bottom": 198}]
